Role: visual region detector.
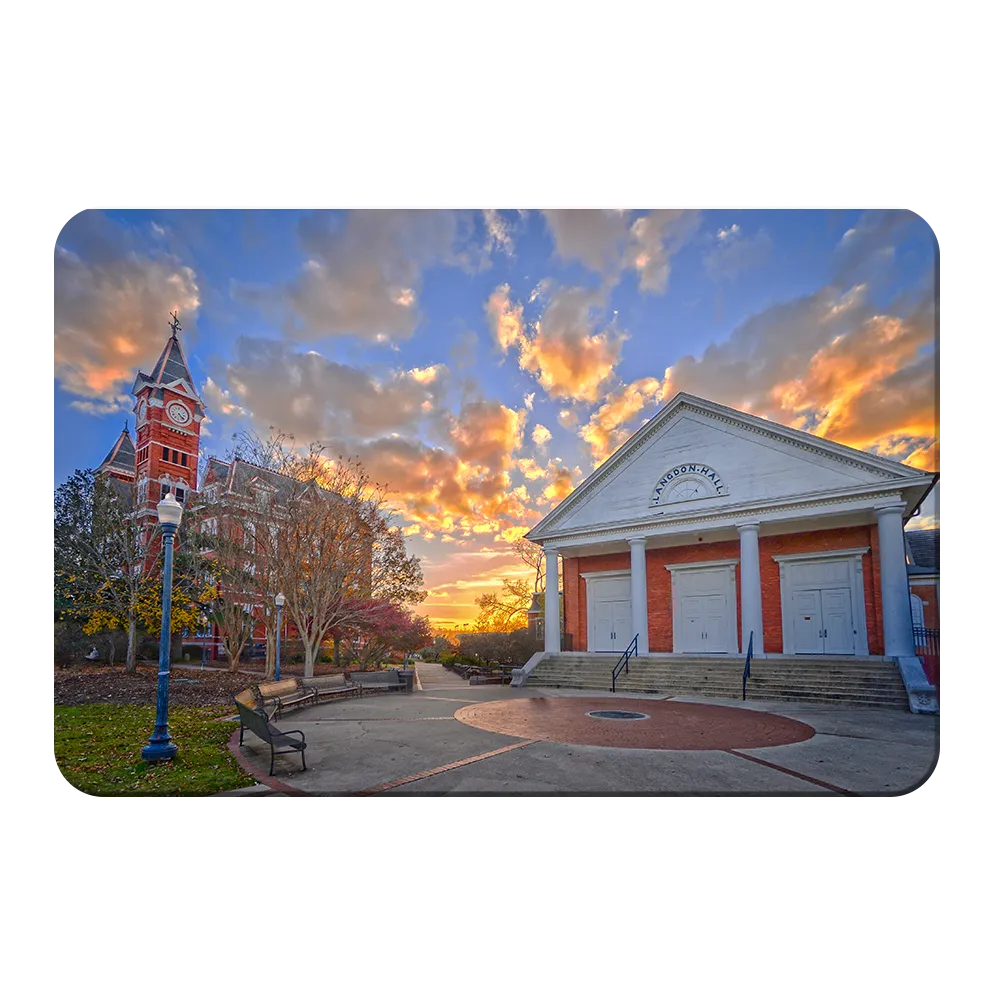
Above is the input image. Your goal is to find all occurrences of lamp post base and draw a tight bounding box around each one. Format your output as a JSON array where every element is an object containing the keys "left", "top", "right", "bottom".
[{"left": 141, "top": 737, "right": 178, "bottom": 763}]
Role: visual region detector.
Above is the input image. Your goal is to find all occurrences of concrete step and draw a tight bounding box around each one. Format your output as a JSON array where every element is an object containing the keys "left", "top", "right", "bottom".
[
  {"left": 526, "top": 681, "right": 906, "bottom": 709},
  {"left": 532, "top": 674, "right": 903, "bottom": 692},
  {"left": 525, "top": 653, "right": 910, "bottom": 709}
]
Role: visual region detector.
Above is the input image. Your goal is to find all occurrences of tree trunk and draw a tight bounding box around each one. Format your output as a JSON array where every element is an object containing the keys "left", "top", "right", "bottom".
[
  {"left": 303, "top": 636, "right": 320, "bottom": 678},
  {"left": 125, "top": 616, "right": 137, "bottom": 674},
  {"left": 334, "top": 636, "right": 341, "bottom": 670}
]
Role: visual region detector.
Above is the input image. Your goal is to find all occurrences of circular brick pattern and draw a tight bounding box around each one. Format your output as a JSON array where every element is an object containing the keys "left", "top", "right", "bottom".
[{"left": 455, "top": 697, "right": 815, "bottom": 751}]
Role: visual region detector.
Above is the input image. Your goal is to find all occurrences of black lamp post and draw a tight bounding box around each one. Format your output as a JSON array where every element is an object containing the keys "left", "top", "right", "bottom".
[{"left": 141, "top": 492, "right": 183, "bottom": 762}]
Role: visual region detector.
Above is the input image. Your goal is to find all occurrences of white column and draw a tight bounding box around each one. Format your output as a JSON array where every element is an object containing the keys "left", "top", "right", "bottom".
[
  {"left": 544, "top": 545, "right": 561, "bottom": 653},
  {"left": 628, "top": 536, "right": 649, "bottom": 655},
  {"left": 876, "top": 502, "right": 916, "bottom": 657},
  {"left": 737, "top": 522, "right": 764, "bottom": 656}
]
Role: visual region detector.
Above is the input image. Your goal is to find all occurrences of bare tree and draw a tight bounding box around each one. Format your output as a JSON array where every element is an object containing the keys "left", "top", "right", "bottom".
[
  {"left": 193, "top": 519, "right": 258, "bottom": 671},
  {"left": 202, "top": 429, "right": 426, "bottom": 679}
]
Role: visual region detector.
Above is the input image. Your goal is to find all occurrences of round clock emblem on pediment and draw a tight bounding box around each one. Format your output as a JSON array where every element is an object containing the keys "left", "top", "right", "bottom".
[{"left": 166, "top": 401, "right": 192, "bottom": 426}]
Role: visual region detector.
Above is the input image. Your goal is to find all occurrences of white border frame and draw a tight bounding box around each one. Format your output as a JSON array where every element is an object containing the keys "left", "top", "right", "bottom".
[
  {"left": 772, "top": 547, "right": 870, "bottom": 655},
  {"left": 663, "top": 558, "right": 739, "bottom": 654},
  {"left": 580, "top": 569, "right": 631, "bottom": 652}
]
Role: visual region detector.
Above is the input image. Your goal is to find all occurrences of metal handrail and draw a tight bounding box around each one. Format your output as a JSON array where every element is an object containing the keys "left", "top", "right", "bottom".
[
  {"left": 742, "top": 630, "right": 754, "bottom": 701},
  {"left": 611, "top": 634, "right": 639, "bottom": 693}
]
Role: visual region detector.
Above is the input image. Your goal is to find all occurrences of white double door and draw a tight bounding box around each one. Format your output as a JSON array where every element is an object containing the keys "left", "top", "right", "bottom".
[
  {"left": 790, "top": 587, "right": 854, "bottom": 654},
  {"left": 680, "top": 593, "right": 729, "bottom": 653},
  {"left": 589, "top": 575, "right": 633, "bottom": 652},
  {"left": 593, "top": 599, "right": 633, "bottom": 652}
]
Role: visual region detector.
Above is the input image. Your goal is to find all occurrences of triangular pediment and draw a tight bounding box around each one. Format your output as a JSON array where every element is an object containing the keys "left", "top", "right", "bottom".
[{"left": 528, "top": 393, "right": 935, "bottom": 540}]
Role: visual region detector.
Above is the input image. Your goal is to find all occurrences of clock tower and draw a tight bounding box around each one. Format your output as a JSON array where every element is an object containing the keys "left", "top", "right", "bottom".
[{"left": 131, "top": 312, "right": 204, "bottom": 519}]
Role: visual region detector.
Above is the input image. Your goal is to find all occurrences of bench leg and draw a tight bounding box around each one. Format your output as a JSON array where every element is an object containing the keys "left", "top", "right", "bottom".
[
  {"left": 300, "top": 747, "right": 307, "bottom": 772},
  {"left": 239, "top": 724, "right": 245, "bottom": 746},
  {"left": 269, "top": 744, "right": 275, "bottom": 777}
]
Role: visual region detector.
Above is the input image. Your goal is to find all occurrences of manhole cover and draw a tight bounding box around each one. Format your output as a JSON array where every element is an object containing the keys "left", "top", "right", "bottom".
[{"left": 587, "top": 710, "right": 650, "bottom": 721}]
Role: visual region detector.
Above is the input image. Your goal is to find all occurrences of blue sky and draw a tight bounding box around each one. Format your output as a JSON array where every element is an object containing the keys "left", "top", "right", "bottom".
[{"left": 54, "top": 209, "right": 938, "bottom": 627}]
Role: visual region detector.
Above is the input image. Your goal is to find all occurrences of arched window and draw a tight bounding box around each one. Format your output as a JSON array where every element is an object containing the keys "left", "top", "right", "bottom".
[{"left": 910, "top": 592, "right": 925, "bottom": 630}]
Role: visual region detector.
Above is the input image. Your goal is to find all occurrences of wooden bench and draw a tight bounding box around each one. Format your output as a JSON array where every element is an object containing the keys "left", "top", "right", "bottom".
[
  {"left": 306, "top": 674, "right": 361, "bottom": 702},
  {"left": 349, "top": 669, "right": 407, "bottom": 693},
  {"left": 256, "top": 678, "right": 318, "bottom": 718},
  {"left": 234, "top": 699, "right": 308, "bottom": 776}
]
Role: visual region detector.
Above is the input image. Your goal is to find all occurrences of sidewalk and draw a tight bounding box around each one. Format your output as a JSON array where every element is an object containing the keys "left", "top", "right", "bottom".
[{"left": 224, "top": 665, "right": 939, "bottom": 796}]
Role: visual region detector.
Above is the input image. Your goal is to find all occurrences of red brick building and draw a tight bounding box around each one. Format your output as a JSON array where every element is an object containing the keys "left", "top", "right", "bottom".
[
  {"left": 523, "top": 392, "right": 939, "bottom": 712},
  {"left": 95, "top": 322, "right": 372, "bottom": 666}
]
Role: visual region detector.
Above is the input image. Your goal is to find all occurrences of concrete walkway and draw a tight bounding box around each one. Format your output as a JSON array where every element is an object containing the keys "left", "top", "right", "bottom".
[{"left": 224, "top": 663, "right": 939, "bottom": 796}]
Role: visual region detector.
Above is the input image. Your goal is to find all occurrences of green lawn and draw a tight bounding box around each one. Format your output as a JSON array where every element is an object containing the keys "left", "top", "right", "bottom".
[{"left": 55, "top": 704, "right": 257, "bottom": 796}]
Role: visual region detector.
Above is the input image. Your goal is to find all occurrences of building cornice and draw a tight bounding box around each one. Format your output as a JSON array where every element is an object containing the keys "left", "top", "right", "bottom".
[
  {"left": 580, "top": 569, "right": 631, "bottom": 580},
  {"left": 772, "top": 547, "right": 870, "bottom": 563},
  {"left": 526, "top": 393, "right": 934, "bottom": 541},
  {"left": 664, "top": 557, "right": 740, "bottom": 572},
  {"left": 536, "top": 484, "right": 911, "bottom": 550}
]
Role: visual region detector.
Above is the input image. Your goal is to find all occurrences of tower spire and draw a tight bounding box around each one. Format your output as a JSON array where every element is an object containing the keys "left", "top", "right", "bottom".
[{"left": 168, "top": 310, "right": 182, "bottom": 339}]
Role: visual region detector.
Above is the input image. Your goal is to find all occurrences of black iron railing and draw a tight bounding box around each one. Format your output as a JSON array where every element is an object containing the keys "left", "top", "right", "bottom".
[
  {"left": 913, "top": 626, "right": 940, "bottom": 686},
  {"left": 611, "top": 634, "right": 639, "bottom": 693},
  {"left": 913, "top": 626, "right": 939, "bottom": 655},
  {"left": 742, "top": 630, "right": 754, "bottom": 701}
]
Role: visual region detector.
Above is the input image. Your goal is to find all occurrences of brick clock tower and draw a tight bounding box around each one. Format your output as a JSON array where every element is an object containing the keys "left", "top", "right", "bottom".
[{"left": 131, "top": 312, "right": 205, "bottom": 521}]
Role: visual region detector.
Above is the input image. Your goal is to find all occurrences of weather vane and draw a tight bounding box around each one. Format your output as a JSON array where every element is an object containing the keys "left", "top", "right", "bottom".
[{"left": 168, "top": 311, "right": 182, "bottom": 338}]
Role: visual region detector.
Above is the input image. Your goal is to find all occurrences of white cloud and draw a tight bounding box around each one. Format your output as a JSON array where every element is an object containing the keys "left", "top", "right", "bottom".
[{"left": 55, "top": 211, "right": 200, "bottom": 402}]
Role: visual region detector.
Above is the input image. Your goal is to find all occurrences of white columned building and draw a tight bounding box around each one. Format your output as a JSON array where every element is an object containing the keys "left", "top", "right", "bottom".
[
  {"left": 543, "top": 544, "right": 561, "bottom": 653},
  {"left": 518, "top": 392, "right": 938, "bottom": 712},
  {"left": 875, "top": 502, "right": 917, "bottom": 657},
  {"left": 737, "top": 521, "right": 764, "bottom": 657},
  {"left": 629, "top": 536, "right": 650, "bottom": 655}
]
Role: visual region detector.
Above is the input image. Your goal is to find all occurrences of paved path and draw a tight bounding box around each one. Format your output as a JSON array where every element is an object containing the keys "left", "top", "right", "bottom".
[
  {"left": 224, "top": 667, "right": 939, "bottom": 796},
  {"left": 413, "top": 661, "right": 467, "bottom": 689}
]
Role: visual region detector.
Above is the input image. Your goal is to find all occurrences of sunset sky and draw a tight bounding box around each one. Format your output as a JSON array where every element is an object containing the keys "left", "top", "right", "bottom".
[{"left": 54, "top": 209, "right": 939, "bottom": 630}]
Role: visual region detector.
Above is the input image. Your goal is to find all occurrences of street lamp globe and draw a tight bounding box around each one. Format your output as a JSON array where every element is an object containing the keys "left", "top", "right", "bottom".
[
  {"left": 157, "top": 491, "right": 184, "bottom": 527},
  {"left": 274, "top": 593, "right": 286, "bottom": 681}
]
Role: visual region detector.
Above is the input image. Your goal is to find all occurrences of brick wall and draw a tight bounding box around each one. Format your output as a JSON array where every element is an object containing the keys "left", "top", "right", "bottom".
[
  {"left": 564, "top": 524, "right": 885, "bottom": 654},
  {"left": 910, "top": 582, "right": 939, "bottom": 630},
  {"left": 758, "top": 524, "right": 881, "bottom": 655}
]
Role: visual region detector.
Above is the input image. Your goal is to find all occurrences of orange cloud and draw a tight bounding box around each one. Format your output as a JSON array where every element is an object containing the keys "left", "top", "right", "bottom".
[
  {"left": 485, "top": 283, "right": 525, "bottom": 352},
  {"left": 531, "top": 423, "right": 552, "bottom": 451},
  {"left": 541, "top": 460, "right": 582, "bottom": 506},
  {"left": 55, "top": 213, "right": 200, "bottom": 403},
  {"left": 580, "top": 376, "right": 666, "bottom": 465},
  {"left": 514, "top": 457, "right": 547, "bottom": 480},
  {"left": 420, "top": 547, "right": 538, "bottom": 629},
  {"left": 654, "top": 284, "right": 937, "bottom": 472},
  {"left": 448, "top": 399, "right": 526, "bottom": 469},
  {"left": 487, "top": 284, "right": 625, "bottom": 403}
]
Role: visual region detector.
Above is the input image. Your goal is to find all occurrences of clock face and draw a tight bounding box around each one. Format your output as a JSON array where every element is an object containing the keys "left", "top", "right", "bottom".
[
  {"left": 137, "top": 399, "right": 147, "bottom": 423},
  {"left": 166, "top": 401, "right": 191, "bottom": 426}
]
